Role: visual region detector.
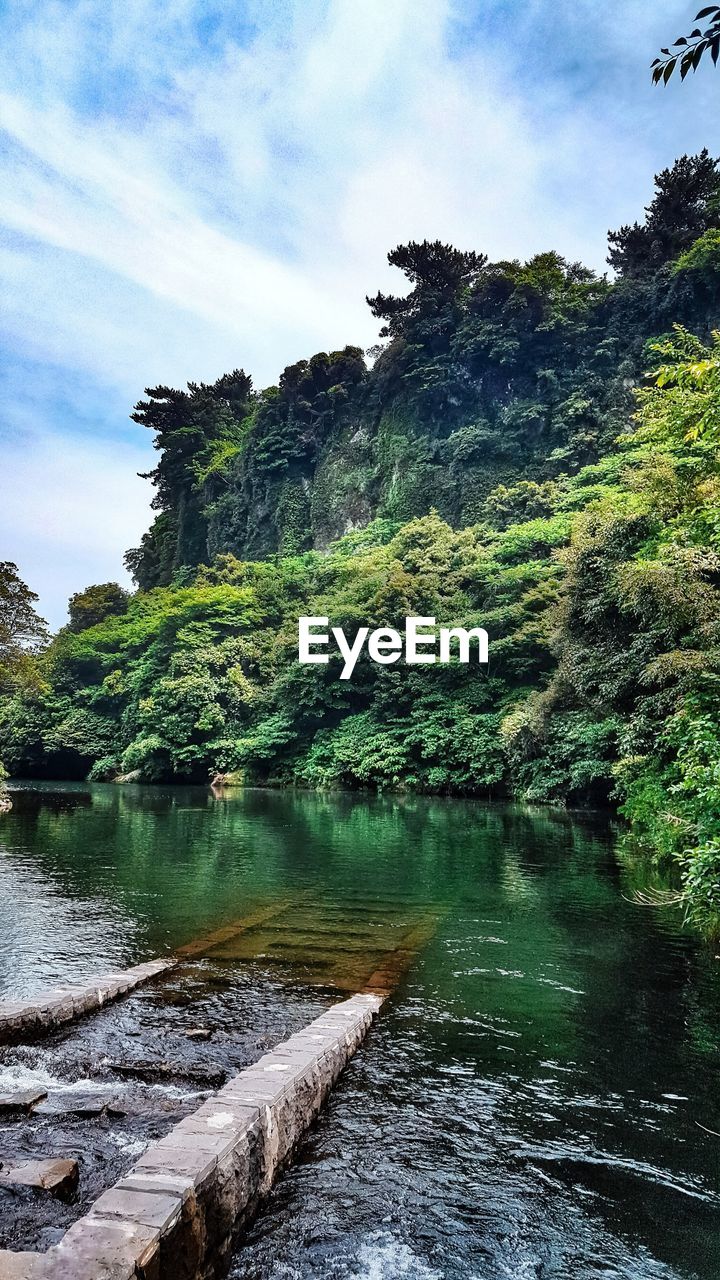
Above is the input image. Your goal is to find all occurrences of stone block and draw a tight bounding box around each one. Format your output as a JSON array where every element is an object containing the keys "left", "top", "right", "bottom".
[
  {"left": 43, "top": 994, "right": 75, "bottom": 1025},
  {"left": 96, "top": 977, "right": 129, "bottom": 1000},
  {"left": 115, "top": 1171, "right": 196, "bottom": 1205},
  {"left": 90, "top": 1187, "right": 183, "bottom": 1234},
  {"left": 172, "top": 1101, "right": 259, "bottom": 1141},
  {"left": 198, "top": 1138, "right": 257, "bottom": 1244},
  {"left": 24, "top": 992, "right": 381, "bottom": 1280},
  {"left": 0, "top": 958, "right": 178, "bottom": 1049},
  {"left": 47, "top": 1216, "right": 160, "bottom": 1280},
  {"left": 69, "top": 989, "right": 99, "bottom": 1017},
  {"left": 0, "top": 1007, "right": 42, "bottom": 1042},
  {"left": 0, "top": 1088, "right": 48, "bottom": 1114},
  {"left": 133, "top": 1142, "right": 218, "bottom": 1189},
  {"left": 0, "top": 1250, "right": 48, "bottom": 1279},
  {"left": 154, "top": 1125, "right": 238, "bottom": 1162},
  {"left": 220, "top": 1074, "right": 289, "bottom": 1106},
  {"left": 0, "top": 1159, "right": 78, "bottom": 1198}
]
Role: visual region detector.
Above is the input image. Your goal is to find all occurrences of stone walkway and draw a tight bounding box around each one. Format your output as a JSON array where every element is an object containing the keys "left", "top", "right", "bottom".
[
  {"left": 0, "top": 992, "right": 383, "bottom": 1280},
  {"left": 0, "top": 960, "right": 176, "bottom": 1045}
]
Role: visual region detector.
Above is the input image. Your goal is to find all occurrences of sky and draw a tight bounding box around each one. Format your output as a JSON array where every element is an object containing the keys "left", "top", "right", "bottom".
[{"left": 0, "top": 0, "right": 718, "bottom": 628}]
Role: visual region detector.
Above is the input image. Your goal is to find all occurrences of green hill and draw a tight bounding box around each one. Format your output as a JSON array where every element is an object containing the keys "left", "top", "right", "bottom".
[{"left": 2, "top": 151, "right": 720, "bottom": 928}]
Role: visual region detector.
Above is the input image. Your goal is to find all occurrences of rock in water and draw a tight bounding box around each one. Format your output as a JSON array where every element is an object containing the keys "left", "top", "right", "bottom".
[
  {"left": 0, "top": 1089, "right": 48, "bottom": 1114},
  {"left": 107, "top": 1059, "right": 226, "bottom": 1087},
  {"left": 0, "top": 1158, "right": 79, "bottom": 1198},
  {"left": 0, "top": 1251, "right": 45, "bottom": 1277},
  {"left": 34, "top": 1092, "right": 108, "bottom": 1118}
]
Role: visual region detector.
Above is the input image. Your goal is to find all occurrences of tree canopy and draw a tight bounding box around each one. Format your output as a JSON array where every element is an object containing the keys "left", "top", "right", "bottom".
[
  {"left": 67, "top": 583, "right": 130, "bottom": 633},
  {"left": 0, "top": 562, "right": 48, "bottom": 688},
  {"left": 607, "top": 152, "right": 720, "bottom": 278}
]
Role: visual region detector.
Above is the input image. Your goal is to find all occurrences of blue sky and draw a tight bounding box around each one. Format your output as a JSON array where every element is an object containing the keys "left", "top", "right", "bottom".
[{"left": 0, "top": 0, "right": 718, "bottom": 628}]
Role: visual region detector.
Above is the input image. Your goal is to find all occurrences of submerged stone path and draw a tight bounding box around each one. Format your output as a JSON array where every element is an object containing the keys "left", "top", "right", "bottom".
[
  {"left": 0, "top": 898, "right": 311, "bottom": 1048},
  {"left": 0, "top": 992, "right": 383, "bottom": 1280},
  {"left": 0, "top": 960, "right": 176, "bottom": 1046},
  {"left": 0, "top": 892, "right": 441, "bottom": 1049},
  {"left": 0, "top": 898, "right": 440, "bottom": 1275}
]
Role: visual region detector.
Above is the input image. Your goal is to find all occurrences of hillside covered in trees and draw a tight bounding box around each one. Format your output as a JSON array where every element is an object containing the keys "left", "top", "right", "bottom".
[{"left": 1, "top": 152, "right": 720, "bottom": 925}]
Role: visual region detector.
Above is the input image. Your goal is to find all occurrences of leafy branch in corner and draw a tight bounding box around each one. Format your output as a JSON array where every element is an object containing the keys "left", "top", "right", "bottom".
[{"left": 652, "top": 6, "right": 720, "bottom": 83}]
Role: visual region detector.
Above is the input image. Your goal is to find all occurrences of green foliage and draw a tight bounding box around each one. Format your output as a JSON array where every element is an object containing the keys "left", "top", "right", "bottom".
[
  {"left": 648, "top": 326, "right": 720, "bottom": 444},
  {"left": 503, "top": 708, "right": 621, "bottom": 803},
  {"left": 652, "top": 6, "right": 720, "bottom": 83},
  {"left": 1, "top": 512, "right": 558, "bottom": 787},
  {"left": 485, "top": 480, "right": 561, "bottom": 529},
  {"left": 126, "top": 371, "right": 254, "bottom": 587},
  {"left": 3, "top": 155, "right": 720, "bottom": 928},
  {"left": 119, "top": 157, "right": 720, "bottom": 591},
  {"left": 292, "top": 707, "right": 505, "bottom": 794},
  {"left": 0, "top": 561, "right": 48, "bottom": 693},
  {"left": 607, "top": 152, "right": 720, "bottom": 277},
  {"left": 674, "top": 227, "right": 720, "bottom": 277},
  {"left": 68, "top": 582, "right": 130, "bottom": 632}
]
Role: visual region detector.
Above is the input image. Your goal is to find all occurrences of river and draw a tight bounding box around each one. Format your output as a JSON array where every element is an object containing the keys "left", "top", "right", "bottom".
[{"left": 1, "top": 782, "right": 719, "bottom": 1278}]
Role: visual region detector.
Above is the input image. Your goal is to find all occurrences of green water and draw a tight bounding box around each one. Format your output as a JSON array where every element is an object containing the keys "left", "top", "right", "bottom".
[{"left": 1, "top": 782, "right": 719, "bottom": 1278}]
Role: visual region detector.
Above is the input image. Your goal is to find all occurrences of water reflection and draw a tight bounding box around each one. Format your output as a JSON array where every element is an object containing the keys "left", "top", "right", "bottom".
[{"left": 1, "top": 783, "right": 719, "bottom": 1277}]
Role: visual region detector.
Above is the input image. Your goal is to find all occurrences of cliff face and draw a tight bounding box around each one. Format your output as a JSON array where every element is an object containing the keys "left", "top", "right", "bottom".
[
  {"left": 206, "top": 399, "right": 533, "bottom": 565},
  {"left": 125, "top": 160, "right": 720, "bottom": 591},
  {"left": 126, "top": 276, "right": 627, "bottom": 586}
]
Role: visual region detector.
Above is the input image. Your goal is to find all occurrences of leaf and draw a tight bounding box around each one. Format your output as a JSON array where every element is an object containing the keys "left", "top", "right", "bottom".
[
  {"left": 692, "top": 42, "right": 705, "bottom": 68},
  {"left": 681, "top": 51, "right": 694, "bottom": 78},
  {"left": 652, "top": 65, "right": 664, "bottom": 83},
  {"left": 712, "top": 35, "right": 720, "bottom": 63},
  {"left": 696, "top": 5, "right": 720, "bottom": 17},
  {"left": 675, "top": 36, "right": 689, "bottom": 45},
  {"left": 663, "top": 57, "right": 678, "bottom": 82}
]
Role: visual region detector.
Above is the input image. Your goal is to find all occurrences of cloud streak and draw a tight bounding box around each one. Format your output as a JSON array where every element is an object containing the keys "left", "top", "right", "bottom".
[
  {"left": 0, "top": 423, "right": 153, "bottom": 628},
  {"left": 0, "top": 0, "right": 718, "bottom": 626}
]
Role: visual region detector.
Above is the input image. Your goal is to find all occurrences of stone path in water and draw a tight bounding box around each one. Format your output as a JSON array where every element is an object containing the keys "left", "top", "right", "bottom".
[
  {"left": 0, "top": 994, "right": 382, "bottom": 1280},
  {"left": 0, "top": 962, "right": 176, "bottom": 1046},
  {"left": 0, "top": 893, "right": 442, "bottom": 1279}
]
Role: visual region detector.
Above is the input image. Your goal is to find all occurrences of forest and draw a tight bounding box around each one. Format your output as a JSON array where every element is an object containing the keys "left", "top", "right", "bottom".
[{"left": 1, "top": 150, "right": 719, "bottom": 927}]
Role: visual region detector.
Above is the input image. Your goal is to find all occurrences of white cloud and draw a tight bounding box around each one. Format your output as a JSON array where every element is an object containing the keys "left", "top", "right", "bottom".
[
  {"left": 0, "top": 0, "right": 718, "bottom": 624},
  {"left": 0, "top": 92, "right": 368, "bottom": 366},
  {"left": 1, "top": 0, "right": 716, "bottom": 389},
  {"left": 0, "top": 427, "right": 153, "bottom": 629}
]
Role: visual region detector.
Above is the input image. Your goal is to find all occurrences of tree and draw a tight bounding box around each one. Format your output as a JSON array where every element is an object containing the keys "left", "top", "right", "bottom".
[
  {"left": 128, "top": 370, "right": 254, "bottom": 586},
  {"left": 642, "top": 325, "right": 720, "bottom": 445},
  {"left": 652, "top": 5, "right": 720, "bottom": 82},
  {"left": 67, "top": 582, "right": 130, "bottom": 633},
  {"left": 608, "top": 151, "right": 720, "bottom": 278},
  {"left": 0, "top": 562, "right": 48, "bottom": 683},
  {"left": 367, "top": 241, "right": 487, "bottom": 341}
]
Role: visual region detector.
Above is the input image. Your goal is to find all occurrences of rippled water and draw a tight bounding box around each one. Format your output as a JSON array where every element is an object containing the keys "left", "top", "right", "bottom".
[{"left": 1, "top": 783, "right": 719, "bottom": 1278}]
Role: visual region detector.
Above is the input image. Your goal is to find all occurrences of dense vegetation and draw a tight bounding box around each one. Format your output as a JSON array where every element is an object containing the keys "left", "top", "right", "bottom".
[
  {"left": 1, "top": 152, "right": 720, "bottom": 926},
  {"left": 124, "top": 151, "right": 720, "bottom": 585}
]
